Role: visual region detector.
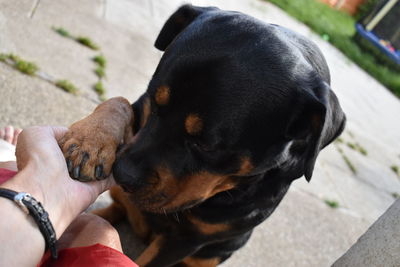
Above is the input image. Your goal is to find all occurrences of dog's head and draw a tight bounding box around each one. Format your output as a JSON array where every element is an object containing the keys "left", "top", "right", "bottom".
[{"left": 113, "top": 5, "right": 345, "bottom": 213}]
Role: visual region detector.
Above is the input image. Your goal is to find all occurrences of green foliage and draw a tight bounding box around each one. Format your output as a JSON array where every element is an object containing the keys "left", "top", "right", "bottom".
[
  {"left": 0, "top": 53, "right": 7, "bottom": 62},
  {"left": 266, "top": 0, "right": 400, "bottom": 97},
  {"left": 93, "top": 55, "right": 106, "bottom": 68},
  {"left": 53, "top": 27, "right": 70, "bottom": 37},
  {"left": 76, "top": 36, "right": 99, "bottom": 50},
  {"left": 324, "top": 199, "right": 339, "bottom": 208},
  {"left": 392, "top": 192, "right": 400, "bottom": 199},
  {"left": 95, "top": 66, "right": 105, "bottom": 78},
  {"left": 94, "top": 81, "right": 105, "bottom": 95},
  {"left": 346, "top": 142, "right": 368, "bottom": 156},
  {"left": 337, "top": 147, "right": 357, "bottom": 174},
  {"left": 56, "top": 79, "right": 78, "bottom": 94},
  {"left": 1, "top": 53, "right": 38, "bottom": 75},
  {"left": 355, "top": 0, "right": 380, "bottom": 21},
  {"left": 391, "top": 165, "right": 399, "bottom": 176},
  {"left": 14, "top": 60, "right": 38, "bottom": 75}
]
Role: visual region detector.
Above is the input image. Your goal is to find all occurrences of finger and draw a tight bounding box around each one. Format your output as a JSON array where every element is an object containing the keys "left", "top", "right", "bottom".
[
  {"left": 12, "top": 128, "right": 22, "bottom": 146},
  {"left": 4, "top": 126, "right": 14, "bottom": 143},
  {"left": 87, "top": 174, "right": 116, "bottom": 197},
  {"left": 50, "top": 126, "right": 69, "bottom": 142},
  {"left": 0, "top": 128, "right": 4, "bottom": 139}
]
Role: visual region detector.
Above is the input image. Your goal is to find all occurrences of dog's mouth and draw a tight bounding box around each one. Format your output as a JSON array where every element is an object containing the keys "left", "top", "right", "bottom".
[{"left": 122, "top": 185, "right": 204, "bottom": 214}]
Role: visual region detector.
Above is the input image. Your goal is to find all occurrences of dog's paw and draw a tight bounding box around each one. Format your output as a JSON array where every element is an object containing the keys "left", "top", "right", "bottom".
[{"left": 59, "top": 128, "right": 118, "bottom": 182}]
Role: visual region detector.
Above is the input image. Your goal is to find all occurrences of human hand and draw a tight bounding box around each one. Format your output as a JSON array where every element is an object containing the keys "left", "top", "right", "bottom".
[{"left": 5, "top": 126, "right": 115, "bottom": 236}]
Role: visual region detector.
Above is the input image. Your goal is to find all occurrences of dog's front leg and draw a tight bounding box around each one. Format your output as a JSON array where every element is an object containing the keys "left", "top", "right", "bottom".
[
  {"left": 59, "top": 97, "right": 134, "bottom": 181},
  {"left": 136, "top": 235, "right": 204, "bottom": 267}
]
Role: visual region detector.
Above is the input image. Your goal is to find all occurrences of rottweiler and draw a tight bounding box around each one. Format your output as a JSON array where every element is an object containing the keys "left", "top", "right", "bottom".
[{"left": 60, "top": 4, "right": 346, "bottom": 267}]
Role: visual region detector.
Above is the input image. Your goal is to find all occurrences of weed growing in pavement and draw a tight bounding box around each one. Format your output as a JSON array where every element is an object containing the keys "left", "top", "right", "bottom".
[
  {"left": 56, "top": 80, "right": 79, "bottom": 95},
  {"left": 324, "top": 200, "right": 339, "bottom": 208}
]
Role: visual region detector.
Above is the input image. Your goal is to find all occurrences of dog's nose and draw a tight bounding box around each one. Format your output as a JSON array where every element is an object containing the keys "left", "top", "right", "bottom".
[{"left": 112, "top": 157, "right": 147, "bottom": 190}]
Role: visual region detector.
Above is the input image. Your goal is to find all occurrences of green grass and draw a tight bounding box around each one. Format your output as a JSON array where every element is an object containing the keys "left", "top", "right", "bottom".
[
  {"left": 93, "top": 55, "right": 106, "bottom": 68},
  {"left": 324, "top": 199, "right": 339, "bottom": 208},
  {"left": 0, "top": 53, "right": 7, "bottom": 62},
  {"left": 94, "top": 66, "right": 105, "bottom": 78},
  {"left": 392, "top": 192, "right": 400, "bottom": 199},
  {"left": 14, "top": 60, "right": 38, "bottom": 75},
  {"left": 391, "top": 165, "right": 399, "bottom": 176},
  {"left": 53, "top": 27, "right": 70, "bottom": 37},
  {"left": 94, "top": 81, "right": 105, "bottom": 95},
  {"left": 337, "top": 146, "right": 357, "bottom": 174},
  {"left": 267, "top": 0, "right": 400, "bottom": 97},
  {"left": 346, "top": 142, "right": 368, "bottom": 156},
  {"left": 75, "top": 36, "right": 99, "bottom": 50},
  {"left": 55, "top": 79, "right": 78, "bottom": 94},
  {"left": 0, "top": 53, "right": 38, "bottom": 75}
]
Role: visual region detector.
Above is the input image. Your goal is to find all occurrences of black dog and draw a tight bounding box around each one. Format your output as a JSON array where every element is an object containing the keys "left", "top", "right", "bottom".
[{"left": 61, "top": 4, "right": 346, "bottom": 266}]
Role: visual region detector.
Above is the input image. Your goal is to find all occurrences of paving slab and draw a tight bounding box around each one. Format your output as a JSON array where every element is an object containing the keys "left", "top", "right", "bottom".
[
  {"left": 221, "top": 188, "right": 371, "bottom": 267},
  {"left": 0, "top": 64, "right": 95, "bottom": 127}
]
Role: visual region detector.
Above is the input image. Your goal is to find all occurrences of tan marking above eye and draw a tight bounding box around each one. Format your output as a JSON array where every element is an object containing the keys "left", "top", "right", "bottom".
[
  {"left": 155, "top": 85, "right": 170, "bottom": 105},
  {"left": 237, "top": 156, "right": 254, "bottom": 175},
  {"left": 185, "top": 114, "right": 203, "bottom": 135}
]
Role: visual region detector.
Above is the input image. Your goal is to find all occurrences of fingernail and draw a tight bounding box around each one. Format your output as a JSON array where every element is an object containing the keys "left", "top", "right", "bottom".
[
  {"left": 95, "top": 165, "right": 103, "bottom": 178},
  {"left": 73, "top": 166, "right": 80, "bottom": 179},
  {"left": 67, "top": 159, "right": 73, "bottom": 172}
]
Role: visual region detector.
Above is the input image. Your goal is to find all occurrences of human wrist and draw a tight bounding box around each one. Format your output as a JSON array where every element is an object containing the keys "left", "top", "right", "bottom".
[{"left": 1, "top": 161, "right": 74, "bottom": 238}]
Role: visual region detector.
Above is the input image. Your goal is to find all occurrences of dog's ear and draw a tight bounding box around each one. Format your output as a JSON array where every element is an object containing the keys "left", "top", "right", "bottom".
[
  {"left": 286, "top": 82, "right": 345, "bottom": 182},
  {"left": 155, "top": 4, "right": 215, "bottom": 51}
]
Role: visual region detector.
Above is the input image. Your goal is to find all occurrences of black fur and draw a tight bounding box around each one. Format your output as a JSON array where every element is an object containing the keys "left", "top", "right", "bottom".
[{"left": 113, "top": 5, "right": 346, "bottom": 266}]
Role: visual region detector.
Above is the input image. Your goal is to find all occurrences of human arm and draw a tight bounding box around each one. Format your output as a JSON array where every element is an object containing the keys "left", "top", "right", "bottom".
[{"left": 0, "top": 126, "right": 115, "bottom": 266}]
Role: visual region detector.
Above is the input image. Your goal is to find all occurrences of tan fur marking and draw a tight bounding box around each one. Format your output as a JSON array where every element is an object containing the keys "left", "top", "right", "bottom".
[
  {"left": 155, "top": 85, "right": 170, "bottom": 105},
  {"left": 237, "top": 156, "right": 254, "bottom": 175},
  {"left": 185, "top": 114, "right": 203, "bottom": 135},
  {"left": 141, "top": 97, "right": 151, "bottom": 128},
  {"left": 182, "top": 256, "right": 220, "bottom": 267},
  {"left": 187, "top": 216, "right": 230, "bottom": 235},
  {"left": 155, "top": 167, "right": 236, "bottom": 211},
  {"left": 136, "top": 235, "right": 163, "bottom": 266}
]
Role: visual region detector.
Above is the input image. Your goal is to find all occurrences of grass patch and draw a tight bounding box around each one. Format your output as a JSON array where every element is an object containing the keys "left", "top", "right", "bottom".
[
  {"left": 55, "top": 79, "right": 78, "bottom": 94},
  {"left": 391, "top": 165, "right": 399, "bottom": 176},
  {"left": 346, "top": 142, "right": 368, "bottom": 156},
  {"left": 337, "top": 147, "right": 357, "bottom": 174},
  {"left": 324, "top": 199, "right": 339, "bottom": 208},
  {"left": 335, "top": 137, "right": 344, "bottom": 144},
  {"left": 93, "top": 55, "right": 106, "bottom": 68},
  {"left": 392, "top": 192, "right": 400, "bottom": 199},
  {"left": 266, "top": 0, "right": 400, "bottom": 97},
  {"left": 94, "top": 66, "right": 105, "bottom": 78},
  {"left": 94, "top": 81, "right": 105, "bottom": 95},
  {"left": 14, "top": 60, "right": 39, "bottom": 75},
  {"left": 53, "top": 27, "right": 70, "bottom": 37},
  {"left": 0, "top": 53, "right": 7, "bottom": 62},
  {"left": 76, "top": 36, "right": 99, "bottom": 50},
  {"left": 0, "top": 53, "right": 38, "bottom": 75}
]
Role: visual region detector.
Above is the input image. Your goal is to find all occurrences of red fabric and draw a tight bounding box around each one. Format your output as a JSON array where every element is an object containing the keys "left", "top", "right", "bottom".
[
  {"left": 0, "top": 169, "right": 137, "bottom": 267},
  {"left": 38, "top": 243, "right": 138, "bottom": 267},
  {"left": 0, "top": 168, "right": 17, "bottom": 184}
]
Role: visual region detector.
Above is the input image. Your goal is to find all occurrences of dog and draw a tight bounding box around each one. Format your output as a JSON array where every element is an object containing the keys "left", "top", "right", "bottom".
[{"left": 60, "top": 4, "right": 346, "bottom": 267}]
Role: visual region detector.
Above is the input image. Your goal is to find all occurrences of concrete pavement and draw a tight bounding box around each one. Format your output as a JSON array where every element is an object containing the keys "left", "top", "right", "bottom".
[{"left": 1, "top": 0, "right": 399, "bottom": 266}]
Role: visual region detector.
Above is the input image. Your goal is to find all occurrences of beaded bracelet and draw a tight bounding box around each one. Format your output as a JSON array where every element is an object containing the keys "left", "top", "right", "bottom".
[{"left": 0, "top": 188, "right": 58, "bottom": 259}]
